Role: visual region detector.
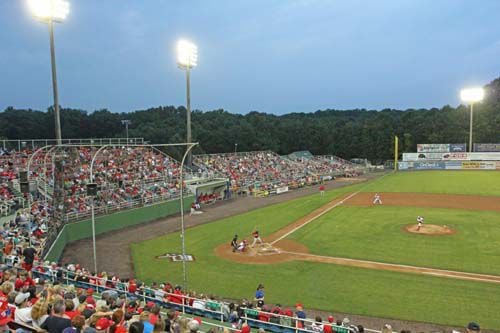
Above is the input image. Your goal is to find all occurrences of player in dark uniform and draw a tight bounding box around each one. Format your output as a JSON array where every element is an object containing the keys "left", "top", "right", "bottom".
[{"left": 231, "top": 235, "right": 238, "bottom": 252}]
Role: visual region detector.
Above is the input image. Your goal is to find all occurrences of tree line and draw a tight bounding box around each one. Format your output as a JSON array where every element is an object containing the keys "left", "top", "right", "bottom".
[{"left": 1, "top": 77, "right": 499, "bottom": 163}]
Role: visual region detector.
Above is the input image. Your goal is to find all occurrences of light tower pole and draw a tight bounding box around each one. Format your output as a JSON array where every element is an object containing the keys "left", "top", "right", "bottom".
[
  {"left": 28, "top": 0, "right": 70, "bottom": 146},
  {"left": 460, "top": 87, "right": 485, "bottom": 152},
  {"left": 176, "top": 39, "right": 198, "bottom": 166}
]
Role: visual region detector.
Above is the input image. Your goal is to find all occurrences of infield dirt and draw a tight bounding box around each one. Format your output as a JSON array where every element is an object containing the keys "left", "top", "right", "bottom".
[{"left": 215, "top": 191, "right": 500, "bottom": 284}]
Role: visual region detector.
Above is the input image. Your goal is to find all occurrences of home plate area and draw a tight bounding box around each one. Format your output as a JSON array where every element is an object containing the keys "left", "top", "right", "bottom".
[{"left": 249, "top": 243, "right": 281, "bottom": 255}]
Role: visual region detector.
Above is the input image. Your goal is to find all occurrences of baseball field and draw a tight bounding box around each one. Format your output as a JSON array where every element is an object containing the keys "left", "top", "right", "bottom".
[{"left": 131, "top": 171, "right": 500, "bottom": 329}]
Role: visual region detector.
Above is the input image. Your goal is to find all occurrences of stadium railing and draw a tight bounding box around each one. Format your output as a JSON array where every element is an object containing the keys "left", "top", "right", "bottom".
[
  {"left": 0, "top": 138, "right": 145, "bottom": 151},
  {"left": 20, "top": 264, "right": 386, "bottom": 333}
]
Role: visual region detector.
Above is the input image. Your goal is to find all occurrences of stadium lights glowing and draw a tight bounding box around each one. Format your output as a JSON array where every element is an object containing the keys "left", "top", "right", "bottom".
[
  {"left": 460, "top": 87, "right": 485, "bottom": 103},
  {"left": 460, "top": 87, "right": 485, "bottom": 152},
  {"left": 176, "top": 39, "right": 198, "bottom": 69},
  {"left": 28, "top": 0, "right": 70, "bottom": 22}
]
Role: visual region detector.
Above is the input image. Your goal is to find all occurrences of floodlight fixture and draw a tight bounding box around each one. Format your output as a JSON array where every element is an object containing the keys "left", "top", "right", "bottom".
[
  {"left": 177, "top": 39, "right": 198, "bottom": 69},
  {"left": 28, "top": 0, "right": 70, "bottom": 22},
  {"left": 460, "top": 87, "right": 484, "bottom": 103}
]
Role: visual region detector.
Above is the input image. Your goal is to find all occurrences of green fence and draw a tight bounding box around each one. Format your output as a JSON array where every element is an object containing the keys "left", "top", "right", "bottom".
[{"left": 45, "top": 196, "right": 194, "bottom": 262}]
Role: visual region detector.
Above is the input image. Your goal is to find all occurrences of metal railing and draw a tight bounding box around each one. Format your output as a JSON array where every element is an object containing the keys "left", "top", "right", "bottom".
[
  {"left": 25, "top": 264, "right": 389, "bottom": 333},
  {"left": 1, "top": 138, "right": 145, "bottom": 151}
]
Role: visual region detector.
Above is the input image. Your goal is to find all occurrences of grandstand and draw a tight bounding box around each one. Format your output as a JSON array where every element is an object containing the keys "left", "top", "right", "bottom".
[{"left": 0, "top": 140, "right": 379, "bottom": 333}]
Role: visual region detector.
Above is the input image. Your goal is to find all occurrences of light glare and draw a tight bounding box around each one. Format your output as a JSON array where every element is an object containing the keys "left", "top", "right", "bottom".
[
  {"left": 177, "top": 39, "right": 198, "bottom": 68},
  {"left": 28, "top": 0, "right": 69, "bottom": 22},
  {"left": 460, "top": 87, "right": 485, "bottom": 103}
]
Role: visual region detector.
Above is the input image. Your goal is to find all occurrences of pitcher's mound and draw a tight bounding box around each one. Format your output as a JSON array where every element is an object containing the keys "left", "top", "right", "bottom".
[{"left": 404, "top": 224, "right": 455, "bottom": 236}]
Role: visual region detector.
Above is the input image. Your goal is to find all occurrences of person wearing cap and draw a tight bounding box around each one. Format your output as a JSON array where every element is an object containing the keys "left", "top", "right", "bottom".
[
  {"left": 188, "top": 318, "right": 200, "bottom": 333},
  {"left": 95, "top": 317, "right": 113, "bottom": 332},
  {"left": 381, "top": 324, "right": 392, "bottom": 333},
  {"left": 231, "top": 235, "right": 239, "bottom": 252},
  {"left": 14, "top": 292, "right": 32, "bottom": 325},
  {"left": 323, "top": 316, "right": 335, "bottom": 333},
  {"left": 466, "top": 322, "right": 480, "bottom": 333},
  {"left": 254, "top": 284, "right": 265, "bottom": 303},
  {"left": 41, "top": 299, "right": 72, "bottom": 333},
  {"left": 295, "top": 303, "right": 306, "bottom": 329}
]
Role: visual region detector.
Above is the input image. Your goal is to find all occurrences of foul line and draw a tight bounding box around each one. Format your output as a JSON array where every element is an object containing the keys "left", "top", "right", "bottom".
[
  {"left": 280, "top": 250, "right": 500, "bottom": 284},
  {"left": 270, "top": 172, "right": 391, "bottom": 246},
  {"left": 270, "top": 191, "right": 360, "bottom": 245}
]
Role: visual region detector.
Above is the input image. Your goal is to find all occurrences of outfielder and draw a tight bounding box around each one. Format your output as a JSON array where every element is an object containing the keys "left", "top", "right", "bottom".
[
  {"left": 373, "top": 193, "right": 382, "bottom": 205},
  {"left": 251, "top": 230, "right": 263, "bottom": 247},
  {"left": 416, "top": 215, "right": 424, "bottom": 231}
]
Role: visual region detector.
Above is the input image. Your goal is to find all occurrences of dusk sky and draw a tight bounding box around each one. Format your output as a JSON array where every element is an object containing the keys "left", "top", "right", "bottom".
[{"left": 1, "top": 0, "right": 499, "bottom": 114}]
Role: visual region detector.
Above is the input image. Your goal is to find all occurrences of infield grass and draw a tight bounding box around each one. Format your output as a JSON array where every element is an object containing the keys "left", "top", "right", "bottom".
[
  {"left": 132, "top": 172, "right": 500, "bottom": 329},
  {"left": 288, "top": 205, "right": 500, "bottom": 275}
]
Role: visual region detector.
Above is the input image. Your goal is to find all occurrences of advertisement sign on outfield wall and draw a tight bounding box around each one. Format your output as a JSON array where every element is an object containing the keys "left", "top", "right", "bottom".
[
  {"left": 474, "top": 143, "right": 500, "bottom": 152},
  {"left": 449, "top": 144, "right": 467, "bottom": 152},
  {"left": 497, "top": 161, "right": 500, "bottom": 170},
  {"left": 461, "top": 161, "right": 496, "bottom": 170},
  {"left": 444, "top": 161, "right": 462, "bottom": 170},
  {"left": 417, "top": 143, "right": 467, "bottom": 153},
  {"left": 417, "top": 144, "right": 450, "bottom": 153},
  {"left": 403, "top": 152, "right": 467, "bottom": 161},
  {"left": 413, "top": 161, "right": 446, "bottom": 170}
]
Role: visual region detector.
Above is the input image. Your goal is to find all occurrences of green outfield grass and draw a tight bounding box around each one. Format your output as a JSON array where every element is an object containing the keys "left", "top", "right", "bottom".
[
  {"left": 131, "top": 172, "right": 500, "bottom": 329},
  {"left": 288, "top": 205, "right": 500, "bottom": 275},
  {"left": 361, "top": 170, "right": 500, "bottom": 196}
]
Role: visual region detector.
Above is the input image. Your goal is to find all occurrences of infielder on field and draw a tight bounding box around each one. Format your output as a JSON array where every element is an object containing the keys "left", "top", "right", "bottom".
[{"left": 373, "top": 193, "right": 382, "bottom": 205}]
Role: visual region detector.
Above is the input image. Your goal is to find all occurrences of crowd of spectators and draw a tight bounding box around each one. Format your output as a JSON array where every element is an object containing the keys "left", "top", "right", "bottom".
[
  {"left": 0, "top": 146, "right": 187, "bottom": 220},
  {"left": 194, "top": 152, "right": 363, "bottom": 192},
  {"left": 0, "top": 150, "right": 482, "bottom": 333}
]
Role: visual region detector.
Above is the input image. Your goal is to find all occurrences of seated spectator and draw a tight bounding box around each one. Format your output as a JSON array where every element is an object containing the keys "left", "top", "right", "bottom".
[
  {"left": 311, "top": 316, "right": 324, "bottom": 333},
  {"left": 41, "top": 299, "right": 72, "bottom": 333}
]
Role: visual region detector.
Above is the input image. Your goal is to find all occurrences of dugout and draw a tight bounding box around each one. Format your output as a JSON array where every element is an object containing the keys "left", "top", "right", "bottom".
[{"left": 185, "top": 177, "right": 229, "bottom": 203}]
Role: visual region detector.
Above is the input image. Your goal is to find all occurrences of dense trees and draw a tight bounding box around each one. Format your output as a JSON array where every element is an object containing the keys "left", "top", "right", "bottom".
[{"left": 1, "top": 78, "right": 499, "bottom": 162}]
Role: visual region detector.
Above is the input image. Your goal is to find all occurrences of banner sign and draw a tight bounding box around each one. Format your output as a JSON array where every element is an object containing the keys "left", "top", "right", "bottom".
[
  {"left": 449, "top": 144, "right": 467, "bottom": 152},
  {"left": 417, "top": 144, "right": 450, "bottom": 153},
  {"left": 417, "top": 143, "right": 467, "bottom": 153},
  {"left": 461, "top": 161, "right": 496, "bottom": 170},
  {"left": 398, "top": 162, "right": 410, "bottom": 170},
  {"left": 413, "top": 161, "right": 446, "bottom": 170},
  {"left": 403, "top": 152, "right": 500, "bottom": 162},
  {"left": 497, "top": 161, "right": 500, "bottom": 170},
  {"left": 444, "top": 161, "right": 462, "bottom": 170},
  {"left": 276, "top": 186, "right": 289, "bottom": 194},
  {"left": 474, "top": 143, "right": 500, "bottom": 152}
]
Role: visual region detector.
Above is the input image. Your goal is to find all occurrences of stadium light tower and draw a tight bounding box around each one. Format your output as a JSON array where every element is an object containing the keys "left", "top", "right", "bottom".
[
  {"left": 460, "top": 87, "right": 485, "bottom": 152},
  {"left": 121, "top": 120, "right": 132, "bottom": 145},
  {"left": 176, "top": 39, "right": 198, "bottom": 165},
  {"left": 28, "top": 0, "right": 70, "bottom": 146}
]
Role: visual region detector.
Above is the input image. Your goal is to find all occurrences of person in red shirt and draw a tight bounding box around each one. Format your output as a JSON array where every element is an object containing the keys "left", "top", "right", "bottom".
[
  {"left": 324, "top": 316, "right": 335, "bottom": 333},
  {"left": 85, "top": 288, "right": 96, "bottom": 306},
  {"left": 128, "top": 279, "right": 137, "bottom": 294},
  {"left": 168, "top": 286, "right": 184, "bottom": 304},
  {"left": 64, "top": 299, "right": 81, "bottom": 319},
  {"left": 319, "top": 185, "right": 325, "bottom": 196}
]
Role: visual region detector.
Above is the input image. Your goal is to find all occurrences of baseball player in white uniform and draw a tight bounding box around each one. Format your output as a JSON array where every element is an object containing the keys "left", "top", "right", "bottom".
[
  {"left": 373, "top": 193, "right": 382, "bottom": 205},
  {"left": 416, "top": 216, "right": 424, "bottom": 231}
]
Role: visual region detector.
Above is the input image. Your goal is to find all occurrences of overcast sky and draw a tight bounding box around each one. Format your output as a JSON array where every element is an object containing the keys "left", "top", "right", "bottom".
[{"left": 1, "top": 0, "right": 499, "bottom": 114}]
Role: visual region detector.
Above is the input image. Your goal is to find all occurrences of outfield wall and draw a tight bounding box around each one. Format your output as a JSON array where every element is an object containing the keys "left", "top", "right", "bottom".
[
  {"left": 45, "top": 196, "right": 194, "bottom": 262},
  {"left": 398, "top": 160, "right": 500, "bottom": 170}
]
